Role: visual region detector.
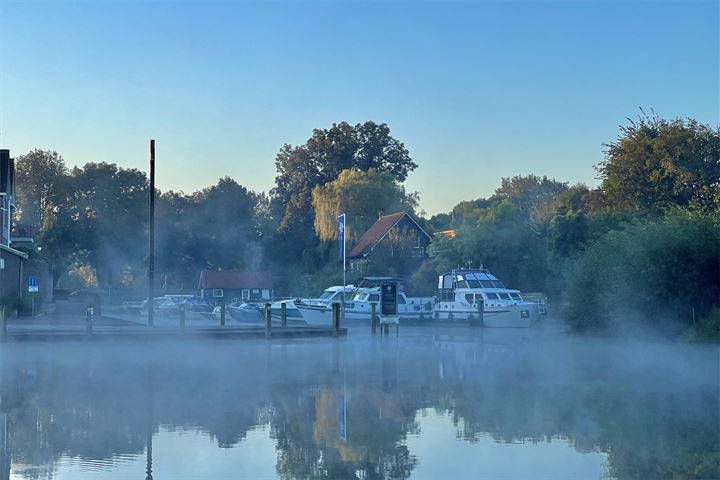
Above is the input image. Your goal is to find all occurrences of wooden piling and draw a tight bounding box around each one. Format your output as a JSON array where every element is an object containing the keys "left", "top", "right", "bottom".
[
  {"left": 0, "top": 307, "right": 5, "bottom": 341},
  {"left": 180, "top": 303, "right": 186, "bottom": 329},
  {"left": 371, "top": 303, "right": 377, "bottom": 335},
  {"left": 281, "top": 302, "right": 287, "bottom": 328},
  {"left": 477, "top": 297, "right": 484, "bottom": 327},
  {"left": 264, "top": 303, "right": 272, "bottom": 338},
  {"left": 220, "top": 301, "right": 226, "bottom": 326},
  {"left": 86, "top": 307, "right": 94, "bottom": 336},
  {"left": 332, "top": 303, "right": 340, "bottom": 337}
]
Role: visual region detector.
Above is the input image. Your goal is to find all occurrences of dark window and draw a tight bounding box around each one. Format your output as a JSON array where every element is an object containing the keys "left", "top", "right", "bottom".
[
  {"left": 499, "top": 293, "right": 512, "bottom": 299},
  {"left": 398, "top": 295, "right": 406, "bottom": 304},
  {"left": 465, "top": 294, "right": 474, "bottom": 304},
  {"left": 486, "top": 293, "right": 499, "bottom": 300},
  {"left": 492, "top": 281, "right": 506, "bottom": 288},
  {"left": 467, "top": 280, "right": 481, "bottom": 288},
  {"left": 511, "top": 293, "right": 521, "bottom": 300},
  {"left": 480, "top": 280, "right": 494, "bottom": 288},
  {"left": 369, "top": 294, "right": 380, "bottom": 302}
]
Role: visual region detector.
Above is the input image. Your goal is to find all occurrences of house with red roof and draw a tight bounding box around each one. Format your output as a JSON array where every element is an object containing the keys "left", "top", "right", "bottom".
[
  {"left": 348, "top": 211, "right": 432, "bottom": 269},
  {"left": 198, "top": 269, "right": 274, "bottom": 304}
]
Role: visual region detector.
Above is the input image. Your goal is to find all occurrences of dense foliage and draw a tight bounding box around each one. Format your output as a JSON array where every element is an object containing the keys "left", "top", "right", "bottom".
[{"left": 13, "top": 113, "right": 720, "bottom": 339}]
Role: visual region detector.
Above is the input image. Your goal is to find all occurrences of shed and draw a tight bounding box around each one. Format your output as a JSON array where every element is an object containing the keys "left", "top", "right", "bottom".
[{"left": 198, "top": 270, "right": 273, "bottom": 304}]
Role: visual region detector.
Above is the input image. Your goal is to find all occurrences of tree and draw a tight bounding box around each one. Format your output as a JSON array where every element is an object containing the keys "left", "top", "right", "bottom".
[
  {"left": 40, "top": 162, "right": 149, "bottom": 288},
  {"left": 432, "top": 200, "right": 547, "bottom": 291},
  {"left": 494, "top": 174, "right": 569, "bottom": 230},
  {"left": 156, "top": 177, "right": 264, "bottom": 288},
  {"left": 311, "top": 169, "right": 417, "bottom": 242},
  {"left": 15, "top": 149, "right": 68, "bottom": 228},
  {"left": 597, "top": 113, "right": 720, "bottom": 214},
  {"left": 270, "top": 121, "right": 417, "bottom": 261},
  {"left": 562, "top": 209, "right": 720, "bottom": 334}
]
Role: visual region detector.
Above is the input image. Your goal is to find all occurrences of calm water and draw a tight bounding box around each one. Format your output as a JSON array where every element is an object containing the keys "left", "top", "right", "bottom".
[{"left": 0, "top": 325, "right": 717, "bottom": 479}]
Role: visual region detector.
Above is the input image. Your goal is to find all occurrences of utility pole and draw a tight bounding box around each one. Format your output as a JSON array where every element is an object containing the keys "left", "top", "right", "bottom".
[{"left": 148, "top": 140, "right": 156, "bottom": 327}]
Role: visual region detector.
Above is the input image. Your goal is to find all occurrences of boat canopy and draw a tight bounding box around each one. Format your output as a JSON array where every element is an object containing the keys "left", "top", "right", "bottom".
[{"left": 439, "top": 270, "right": 506, "bottom": 289}]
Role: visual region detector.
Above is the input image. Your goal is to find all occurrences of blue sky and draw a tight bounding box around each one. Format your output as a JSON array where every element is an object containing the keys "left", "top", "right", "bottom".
[{"left": 1, "top": 0, "right": 717, "bottom": 215}]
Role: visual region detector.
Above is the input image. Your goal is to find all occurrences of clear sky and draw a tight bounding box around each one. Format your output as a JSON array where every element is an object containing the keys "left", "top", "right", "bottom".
[{"left": 1, "top": 0, "right": 717, "bottom": 215}]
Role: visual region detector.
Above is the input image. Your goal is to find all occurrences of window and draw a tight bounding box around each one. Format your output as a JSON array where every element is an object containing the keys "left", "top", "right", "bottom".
[
  {"left": 486, "top": 292, "right": 499, "bottom": 300},
  {"left": 369, "top": 294, "right": 380, "bottom": 302},
  {"left": 493, "top": 280, "right": 506, "bottom": 288},
  {"left": 499, "top": 293, "right": 512, "bottom": 299},
  {"left": 241, "top": 289, "right": 250, "bottom": 300},
  {"left": 212, "top": 289, "right": 223, "bottom": 298},
  {"left": 510, "top": 293, "right": 521, "bottom": 300},
  {"left": 397, "top": 295, "right": 406, "bottom": 304},
  {"left": 480, "top": 280, "right": 494, "bottom": 288},
  {"left": 442, "top": 274, "right": 454, "bottom": 289},
  {"left": 465, "top": 294, "right": 474, "bottom": 304}
]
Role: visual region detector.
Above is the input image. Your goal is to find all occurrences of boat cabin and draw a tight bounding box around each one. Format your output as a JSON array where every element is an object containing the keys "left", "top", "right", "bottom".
[{"left": 437, "top": 270, "right": 525, "bottom": 307}]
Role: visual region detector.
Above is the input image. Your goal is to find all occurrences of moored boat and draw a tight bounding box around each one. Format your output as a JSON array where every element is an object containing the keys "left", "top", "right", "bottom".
[
  {"left": 432, "top": 269, "right": 544, "bottom": 327},
  {"left": 296, "top": 277, "right": 433, "bottom": 326}
]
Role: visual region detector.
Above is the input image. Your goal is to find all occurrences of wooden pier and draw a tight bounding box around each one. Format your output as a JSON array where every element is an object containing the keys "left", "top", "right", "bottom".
[{"left": 0, "top": 315, "right": 346, "bottom": 342}]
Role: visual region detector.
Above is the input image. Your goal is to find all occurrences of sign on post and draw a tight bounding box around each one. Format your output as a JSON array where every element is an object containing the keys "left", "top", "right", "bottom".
[
  {"left": 28, "top": 276, "right": 39, "bottom": 292},
  {"left": 380, "top": 282, "right": 397, "bottom": 316}
]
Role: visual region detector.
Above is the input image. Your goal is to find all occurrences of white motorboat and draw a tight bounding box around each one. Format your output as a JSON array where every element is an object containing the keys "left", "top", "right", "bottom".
[
  {"left": 299, "top": 285, "right": 356, "bottom": 306},
  {"left": 433, "top": 269, "right": 544, "bottom": 327},
  {"left": 296, "top": 277, "right": 434, "bottom": 326}
]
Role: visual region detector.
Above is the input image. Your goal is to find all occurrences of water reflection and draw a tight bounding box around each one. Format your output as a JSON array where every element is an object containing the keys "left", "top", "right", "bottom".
[{"left": 0, "top": 329, "right": 717, "bottom": 479}]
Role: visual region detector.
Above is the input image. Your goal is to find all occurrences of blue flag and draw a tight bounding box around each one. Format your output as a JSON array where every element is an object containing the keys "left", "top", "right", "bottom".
[{"left": 338, "top": 213, "right": 346, "bottom": 262}]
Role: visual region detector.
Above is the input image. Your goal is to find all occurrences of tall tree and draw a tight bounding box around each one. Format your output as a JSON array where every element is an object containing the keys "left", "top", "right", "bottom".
[
  {"left": 15, "top": 149, "right": 68, "bottom": 229},
  {"left": 311, "top": 169, "right": 417, "bottom": 242},
  {"left": 597, "top": 113, "right": 720, "bottom": 213},
  {"left": 271, "top": 121, "right": 417, "bottom": 260},
  {"left": 494, "top": 174, "right": 569, "bottom": 230}
]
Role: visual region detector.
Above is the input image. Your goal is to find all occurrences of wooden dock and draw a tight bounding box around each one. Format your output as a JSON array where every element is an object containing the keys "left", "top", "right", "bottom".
[{"left": 1, "top": 315, "right": 347, "bottom": 341}]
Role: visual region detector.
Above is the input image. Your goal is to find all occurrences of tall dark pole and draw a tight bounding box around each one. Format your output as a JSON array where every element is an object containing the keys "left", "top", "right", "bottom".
[{"left": 148, "top": 140, "right": 156, "bottom": 327}]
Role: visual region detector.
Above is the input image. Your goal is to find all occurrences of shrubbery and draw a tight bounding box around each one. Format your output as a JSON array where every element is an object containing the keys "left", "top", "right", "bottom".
[{"left": 562, "top": 210, "right": 719, "bottom": 336}]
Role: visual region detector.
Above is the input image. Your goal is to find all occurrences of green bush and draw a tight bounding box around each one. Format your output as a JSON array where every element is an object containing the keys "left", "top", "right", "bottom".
[{"left": 562, "top": 210, "right": 719, "bottom": 336}]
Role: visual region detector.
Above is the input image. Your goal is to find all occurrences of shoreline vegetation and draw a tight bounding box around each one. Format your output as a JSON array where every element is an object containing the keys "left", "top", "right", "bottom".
[{"left": 13, "top": 113, "right": 720, "bottom": 341}]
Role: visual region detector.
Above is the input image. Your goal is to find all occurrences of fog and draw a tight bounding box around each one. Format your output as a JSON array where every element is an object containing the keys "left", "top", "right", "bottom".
[{"left": 0, "top": 322, "right": 717, "bottom": 480}]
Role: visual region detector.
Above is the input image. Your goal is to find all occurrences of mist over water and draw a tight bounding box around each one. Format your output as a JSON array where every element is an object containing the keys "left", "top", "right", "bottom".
[{"left": 0, "top": 323, "right": 718, "bottom": 479}]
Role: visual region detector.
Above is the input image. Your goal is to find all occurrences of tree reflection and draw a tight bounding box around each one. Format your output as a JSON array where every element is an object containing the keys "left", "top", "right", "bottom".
[{"left": 0, "top": 338, "right": 716, "bottom": 480}]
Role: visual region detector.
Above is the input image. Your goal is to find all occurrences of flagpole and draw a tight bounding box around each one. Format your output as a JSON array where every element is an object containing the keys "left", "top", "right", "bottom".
[{"left": 342, "top": 214, "right": 346, "bottom": 325}]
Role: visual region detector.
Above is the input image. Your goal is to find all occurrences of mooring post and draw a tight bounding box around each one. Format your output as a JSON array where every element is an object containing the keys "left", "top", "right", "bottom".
[
  {"left": 220, "top": 301, "right": 226, "bottom": 326},
  {"left": 0, "top": 307, "right": 6, "bottom": 341},
  {"left": 86, "top": 306, "right": 94, "bottom": 336},
  {"left": 280, "top": 302, "right": 287, "bottom": 328},
  {"left": 264, "top": 303, "right": 272, "bottom": 338},
  {"left": 371, "top": 303, "right": 377, "bottom": 335},
  {"left": 477, "top": 297, "right": 484, "bottom": 327},
  {"left": 332, "top": 302, "right": 340, "bottom": 337},
  {"left": 180, "top": 302, "right": 186, "bottom": 329}
]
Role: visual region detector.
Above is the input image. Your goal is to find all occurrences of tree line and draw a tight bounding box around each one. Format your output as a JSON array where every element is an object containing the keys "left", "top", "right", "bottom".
[{"left": 14, "top": 114, "right": 720, "bottom": 338}]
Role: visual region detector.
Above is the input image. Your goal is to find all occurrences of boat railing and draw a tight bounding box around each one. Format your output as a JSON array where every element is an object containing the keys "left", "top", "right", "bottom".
[{"left": 522, "top": 292, "right": 548, "bottom": 314}]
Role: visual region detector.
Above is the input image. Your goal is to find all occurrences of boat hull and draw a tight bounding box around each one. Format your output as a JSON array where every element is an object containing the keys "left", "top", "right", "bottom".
[{"left": 431, "top": 303, "right": 539, "bottom": 327}]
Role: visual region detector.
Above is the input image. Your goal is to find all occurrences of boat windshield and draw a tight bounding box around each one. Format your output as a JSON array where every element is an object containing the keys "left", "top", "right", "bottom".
[{"left": 318, "top": 290, "right": 336, "bottom": 300}]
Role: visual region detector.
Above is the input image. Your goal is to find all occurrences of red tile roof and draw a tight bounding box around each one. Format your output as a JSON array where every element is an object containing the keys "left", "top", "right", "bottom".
[
  {"left": 348, "top": 211, "right": 430, "bottom": 259},
  {"left": 198, "top": 270, "right": 273, "bottom": 289}
]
